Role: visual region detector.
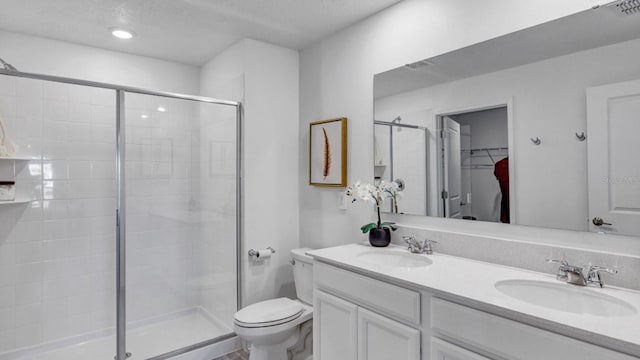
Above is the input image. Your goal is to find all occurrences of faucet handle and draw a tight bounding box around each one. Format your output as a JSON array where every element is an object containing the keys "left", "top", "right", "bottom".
[
  {"left": 589, "top": 265, "right": 618, "bottom": 275},
  {"left": 402, "top": 234, "right": 418, "bottom": 246},
  {"left": 587, "top": 265, "right": 618, "bottom": 288},
  {"left": 545, "top": 259, "right": 568, "bottom": 267}
]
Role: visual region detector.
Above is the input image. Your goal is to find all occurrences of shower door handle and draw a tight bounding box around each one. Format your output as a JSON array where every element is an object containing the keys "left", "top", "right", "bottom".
[{"left": 592, "top": 217, "right": 612, "bottom": 226}]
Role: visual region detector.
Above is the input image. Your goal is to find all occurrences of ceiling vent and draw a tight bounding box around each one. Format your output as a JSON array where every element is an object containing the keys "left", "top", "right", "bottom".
[{"left": 608, "top": 0, "right": 640, "bottom": 15}]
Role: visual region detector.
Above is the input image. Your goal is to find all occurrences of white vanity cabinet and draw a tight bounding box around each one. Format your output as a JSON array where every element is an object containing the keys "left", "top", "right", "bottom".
[
  {"left": 312, "top": 256, "right": 640, "bottom": 360},
  {"left": 431, "top": 298, "right": 638, "bottom": 360},
  {"left": 357, "top": 307, "right": 420, "bottom": 360},
  {"left": 313, "top": 262, "right": 422, "bottom": 360},
  {"left": 431, "top": 338, "right": 490, "bottom": 360},
  {"left": 314, "top": 290, "right": 358, "bottom": 360}
]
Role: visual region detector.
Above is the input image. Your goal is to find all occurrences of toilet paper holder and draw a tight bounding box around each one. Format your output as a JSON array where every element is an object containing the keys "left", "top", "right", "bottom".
[{"left": 248, "top": 247, "right": 276, "bottom": 257}]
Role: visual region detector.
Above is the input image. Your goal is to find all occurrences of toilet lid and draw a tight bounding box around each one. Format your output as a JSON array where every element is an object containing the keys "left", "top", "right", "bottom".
[{"left": 234, "top": 298, "right": 303, "bottom": 328}]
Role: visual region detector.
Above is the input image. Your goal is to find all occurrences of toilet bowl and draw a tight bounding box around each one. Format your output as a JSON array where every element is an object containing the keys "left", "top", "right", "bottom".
[{"left": 234, "top": 248, "right": 314, "bottom": 360}]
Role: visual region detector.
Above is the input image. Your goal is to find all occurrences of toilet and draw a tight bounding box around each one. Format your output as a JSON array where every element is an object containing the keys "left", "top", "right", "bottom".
[{"left": 234, "top": 248, "right": 314, "bottom": 360}]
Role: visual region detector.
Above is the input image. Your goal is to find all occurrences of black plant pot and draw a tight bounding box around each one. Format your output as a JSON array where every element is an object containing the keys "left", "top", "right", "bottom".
[{"left": 369, "top": 228, "right": 391, "bottom": 247}]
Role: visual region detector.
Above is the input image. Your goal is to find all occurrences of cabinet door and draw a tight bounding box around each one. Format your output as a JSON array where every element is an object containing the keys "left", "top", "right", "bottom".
[
  {"left": 314, "top": 290, "right": 358, "bottom": 360},
  {"left": 357, "top": 307, "right": 420, "bottom": 360},
  {"left": 431, "top": 338, "right": 490, "bottom": 360}
]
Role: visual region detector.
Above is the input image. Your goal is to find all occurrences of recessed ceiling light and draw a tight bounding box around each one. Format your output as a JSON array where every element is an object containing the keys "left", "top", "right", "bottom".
[
  {"left": 110, "top": 28, "right": 135, "bottom": 40},
  {"left": 141, "top": 114, "right": 149, "bottom": 119},
  {"left": 157, "top": 106, "right": 166, "bottom": 112}
]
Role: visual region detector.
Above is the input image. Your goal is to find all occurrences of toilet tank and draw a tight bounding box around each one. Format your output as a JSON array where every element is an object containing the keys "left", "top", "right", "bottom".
[{"left": 291, "top": 248, "right": 314, "bottom": 305}]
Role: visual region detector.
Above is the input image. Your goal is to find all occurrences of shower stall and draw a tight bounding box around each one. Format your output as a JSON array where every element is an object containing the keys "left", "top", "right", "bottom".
[{"left": 0, "top": 68, "right": 242, "bottom": 360}]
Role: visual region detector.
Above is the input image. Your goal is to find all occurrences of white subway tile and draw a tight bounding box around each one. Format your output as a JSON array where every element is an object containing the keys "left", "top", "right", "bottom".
[
  {"left": 43, "top": 121, "right": 67, "bottom": 141},
  {"left": 14, "top": 303, "right": 41, "bottom": 327},
  {"left": 0, "top": 286, "right": 15, "bottom": 309},
  {"left": 0, "top": 329, "right": 15, "bottom": 352},
  {"left": 0, "top": 76, "right": 15, "bottom": 96},
  {"left": 42, "top": 317, "right": 70, "bottom": 342},
  {"left": 0, "top": 308, "right": 16, "bottom": 331},
  {"left": 42, "top": 180, "right": 69, "bottom": 200},
  {"left": 42, "top": 279, "right": 68, "bottom": 300},
  {"left": 91, "top": 105, "right": 115, "bottom": 124},
  {"left": 14, "top": 242, "right": 43, "bottom": 263},
  {"left": 43, "top": 82, "right": 68, "bottom": 102},
  {"left": 10, "top": 221, "right": 42, "bottom": 243},
  {"left": 19, "top": 201, "right": 43, "bottom": 221},
  {"left": 68, "top": 161, "right": 92, "bottom": 180},
  {"left": 14, "top": 78, "right": 42, "bottom": 99},
  {"left": 16, "top": 97, "right": 43, "bottom": 121},
  {"left": 66, "top": 123, "right": 91, "bottom": 142},
  {"left": 0, "top": 96, "right": 17, "bottom": 119},
  {"left": 68, "top": 103, "right": 93, "bottom": 123},
  {"left": 16, "top": 161, "right": 42, "bottom": 181},
  {"left": 14, "top": 323, "right": 42, "bottom": 348},
  {"left": 0, "top": 246, "right": 15, "bottom": 267},
  {"left": 91, "top": 161, "right": 115, "bottom": 179},
  {"left": 42, "top": 200, "right": 69, "bottom": 220},
  {"left": 43, "top": 100, "right": 67, "bottom": 122},
  {"left": 90, "top": 88, "right": 115, "bottom": 107},
  {"left": 14, "top": 282, "right": 41, "bottom": 305},
  {"left": 67, "top": 85, "right": 92, "bottom": 104},
  {"left": 67, "top": 313, "right": 91, "bottom": 334},
  {"left": 13, "top": 262, "right": 44, "bottom": 283}
]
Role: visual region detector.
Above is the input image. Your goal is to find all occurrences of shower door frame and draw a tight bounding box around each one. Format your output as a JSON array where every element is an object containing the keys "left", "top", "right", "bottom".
[{"left": 0, "top": 68, "right": 244, "bottom": 360}]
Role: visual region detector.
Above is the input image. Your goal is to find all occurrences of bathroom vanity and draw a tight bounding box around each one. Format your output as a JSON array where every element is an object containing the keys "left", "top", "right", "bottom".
[{"left": 309, "top": 244, "right": 640, "bottom": 360}]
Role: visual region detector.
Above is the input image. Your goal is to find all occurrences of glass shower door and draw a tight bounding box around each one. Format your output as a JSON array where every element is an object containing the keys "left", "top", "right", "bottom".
[{"left": 122, "top": 92, "right": 239, "bottom": 359}]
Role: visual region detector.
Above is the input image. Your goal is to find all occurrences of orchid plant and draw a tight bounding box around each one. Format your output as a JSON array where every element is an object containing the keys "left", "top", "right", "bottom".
[{"left": 345, "top": 180, "right": 402, "bottom": 233}]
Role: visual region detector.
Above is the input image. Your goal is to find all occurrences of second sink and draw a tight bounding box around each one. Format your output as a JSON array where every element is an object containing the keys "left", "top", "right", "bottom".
[{"left": 495, "top": 279, "right": 637, "bottom": 317}]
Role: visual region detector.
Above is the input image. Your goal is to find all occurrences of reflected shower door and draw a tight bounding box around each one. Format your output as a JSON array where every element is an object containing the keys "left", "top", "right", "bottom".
[{"left": 123, "top": 92, "right": 238, "bottom": 359}]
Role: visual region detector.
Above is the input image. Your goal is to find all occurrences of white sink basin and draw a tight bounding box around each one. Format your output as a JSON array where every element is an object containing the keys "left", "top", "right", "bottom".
[
  {"left": 356, "top": 251, "right": 432, "bottom": 268},
  {"left": 495, "top": 279, "right": 637, "bottom": 317}
]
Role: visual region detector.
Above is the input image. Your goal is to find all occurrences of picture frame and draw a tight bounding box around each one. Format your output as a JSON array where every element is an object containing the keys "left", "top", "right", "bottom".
[{"left": 309, "top": 117, "right": 347, "bottom": 187}]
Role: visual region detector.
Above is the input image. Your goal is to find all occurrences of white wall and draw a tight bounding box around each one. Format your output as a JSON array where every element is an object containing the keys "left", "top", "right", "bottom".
[
  {"left": 298, "top": 0, "right": 624, "bottom": 251},
  {"left": 0, "top": 30, "right": 199, "bottom": 94},
  {"left": 200, "top": 39, "right": 300, "bottom": 308}
]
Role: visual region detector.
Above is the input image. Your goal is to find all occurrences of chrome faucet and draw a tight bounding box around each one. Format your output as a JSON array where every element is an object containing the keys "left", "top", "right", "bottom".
[
  {"left": 403, "top": 235, "right": 437, "bottom": 255},
  {"left": 546, "top": 259, "right": 617, "bottom": 288}
]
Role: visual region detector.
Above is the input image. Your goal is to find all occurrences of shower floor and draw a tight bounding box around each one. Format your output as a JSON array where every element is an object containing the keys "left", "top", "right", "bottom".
[{"left": 3, "top": 308, "right": 232, "bottom": 360}]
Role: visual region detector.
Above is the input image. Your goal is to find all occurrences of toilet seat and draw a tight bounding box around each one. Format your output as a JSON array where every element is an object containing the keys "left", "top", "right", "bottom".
[{"left": 234, "top": 298, "right": 303, "bottom": 328}]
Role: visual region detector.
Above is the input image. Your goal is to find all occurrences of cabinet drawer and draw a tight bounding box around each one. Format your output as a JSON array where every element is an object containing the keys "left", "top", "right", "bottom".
[
  {"left": 431, "top": 298, "right": 636, "bottom": 360},
  {"left": 431, "top": 338, "right": 491, "bottom": 360},
  {"left": 315, "top": 262, "right": 420, "bottom": 325}
]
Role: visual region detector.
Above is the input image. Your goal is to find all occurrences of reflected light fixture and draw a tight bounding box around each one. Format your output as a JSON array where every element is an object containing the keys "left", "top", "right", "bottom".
[
  {"left": 110, "top": 27, "right": 135, "bottom": 39},
  {"left": 141, "top": 114, "right": 149, "bottom": 119},
  {"left": 157, "top": 106, "right": 166, "bottom": 112}
]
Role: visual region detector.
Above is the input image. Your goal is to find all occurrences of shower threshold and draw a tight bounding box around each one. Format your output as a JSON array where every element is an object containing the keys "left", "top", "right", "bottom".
[{"left": 0, "top": 307, "right": 233, "bottom": 360}]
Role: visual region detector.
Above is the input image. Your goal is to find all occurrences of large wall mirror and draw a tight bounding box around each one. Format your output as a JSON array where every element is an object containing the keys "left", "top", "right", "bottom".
[{"left": 373, "top": 4, "right": 640, "bottom": 237}]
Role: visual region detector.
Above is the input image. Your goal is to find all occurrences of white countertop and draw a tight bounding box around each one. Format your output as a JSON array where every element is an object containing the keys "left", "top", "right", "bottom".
[{"left": 308, "top": 243, "right": 640, "bottom": 356}]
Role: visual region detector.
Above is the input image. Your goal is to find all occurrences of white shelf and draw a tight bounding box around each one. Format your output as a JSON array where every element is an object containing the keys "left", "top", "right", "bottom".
[{"left": 0, "top": 199, "right": 30, "bottom": 205}]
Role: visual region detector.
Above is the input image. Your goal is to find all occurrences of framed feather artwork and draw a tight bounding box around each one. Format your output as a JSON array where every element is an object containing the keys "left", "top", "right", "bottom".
[{"left": 309, "top": 117, "right": 347, "bottom": 187}]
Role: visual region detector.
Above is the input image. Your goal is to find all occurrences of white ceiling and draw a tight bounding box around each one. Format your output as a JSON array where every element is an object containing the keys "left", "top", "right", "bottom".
[{"left": 0, "top": 0, "right": 402, "bottom": 65}]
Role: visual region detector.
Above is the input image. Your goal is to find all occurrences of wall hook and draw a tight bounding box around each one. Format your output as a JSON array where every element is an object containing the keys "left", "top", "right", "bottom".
[
  {"left": 575, "top": 132, "right": 586, "bottom": 141},
  {"left": 531, "top": 137, "right": 541, "bottom": 145}
]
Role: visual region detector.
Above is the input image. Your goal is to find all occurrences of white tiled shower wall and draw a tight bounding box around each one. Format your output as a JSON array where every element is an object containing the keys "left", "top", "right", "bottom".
[
  {"left": 0, "top": 76, "right": 117, "bottom": 351},
  {"left": 0, "top": 75, "right": 237, "bottom": 353}
]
